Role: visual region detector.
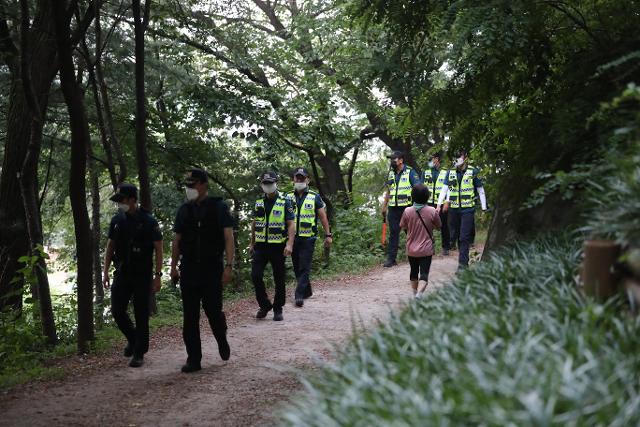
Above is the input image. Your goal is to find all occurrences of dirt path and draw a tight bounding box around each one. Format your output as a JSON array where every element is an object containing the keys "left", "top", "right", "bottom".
[{"left": 0, "top": 256, "right": 458, "bottom": 426}]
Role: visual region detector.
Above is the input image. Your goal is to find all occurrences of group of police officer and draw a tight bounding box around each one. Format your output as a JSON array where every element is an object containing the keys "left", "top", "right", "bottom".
[
  {"left": 382, "top": 149, "right": 488, "bottom": 270},
  {"left": 102, "top": 150, "right": 485, "bottom": 371},
  {"left": 103, "top": 167, "right": 331, "bottom": 371}
]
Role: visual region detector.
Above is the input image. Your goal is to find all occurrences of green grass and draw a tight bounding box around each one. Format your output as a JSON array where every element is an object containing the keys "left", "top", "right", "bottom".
[{"left": 280, "top": 236, "right": 640, "bottom": 426}]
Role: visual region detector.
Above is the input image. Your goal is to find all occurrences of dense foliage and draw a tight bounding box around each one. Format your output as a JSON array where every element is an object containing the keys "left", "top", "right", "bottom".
[{"left": 281, "top": 234, "right": 640, "bottom": 425}]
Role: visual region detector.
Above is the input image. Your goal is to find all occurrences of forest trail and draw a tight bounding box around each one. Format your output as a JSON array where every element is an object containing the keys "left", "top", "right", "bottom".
[{"left": 0, "top": 255, "right": 458, "bottom": 426}]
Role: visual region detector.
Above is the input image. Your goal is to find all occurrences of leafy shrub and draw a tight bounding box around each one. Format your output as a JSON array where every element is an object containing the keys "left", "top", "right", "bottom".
[{"left": 280, "top": 237, "right": 640, "bottom": 426}]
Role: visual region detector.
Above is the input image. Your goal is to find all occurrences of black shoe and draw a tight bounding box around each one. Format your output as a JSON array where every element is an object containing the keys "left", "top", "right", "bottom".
[
  {"left": 181, "top": 362, "right": 201, "bottom": 373},
  {"left": 383, "top": 260, "right": 397, "bottom": 268},
  {"left": 128, "top": 355, "right": 144, "bottom": 368},
  {"left": 216, "top": 334, "right": 231, "bottom": 361},
  {"left": 295, "top": 298, "right": 303, "bottom": 307},
  {"left": 443, "top": 249, "right": 450, "bottom": 256},
  {"left": 273, "top": 309, "right": 283, "bottom": 321},
  {"left": 123, "top": 344, "right": 133, "bottom": 357},
  {"left": 256, "top": 306, "right": 272, "bottom": 319}
]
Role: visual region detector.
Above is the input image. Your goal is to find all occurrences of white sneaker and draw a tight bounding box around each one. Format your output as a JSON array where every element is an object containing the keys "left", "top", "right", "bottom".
[{"left": 415, "top": 292, "right": 423, "bottom": 299}]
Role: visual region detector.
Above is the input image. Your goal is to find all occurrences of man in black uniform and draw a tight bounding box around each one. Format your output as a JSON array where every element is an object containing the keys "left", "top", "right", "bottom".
[
  {"left": 102, "top": 183, "right": 163, "bottom": 368},
  {"left": 170, "top": 168, "right": 235, "bottom": 373}
]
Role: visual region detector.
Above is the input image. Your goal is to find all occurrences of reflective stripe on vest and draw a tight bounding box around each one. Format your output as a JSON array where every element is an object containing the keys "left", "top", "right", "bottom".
[
  {"left": 388, "top": 167, "right": 413, "bottom": 207},
  {"left": 287, "top": 191, "right": 317, "bottom": 238},
  {"left": 448, "top": 168, "right": 475, "bottom": 209},
  {"left": 424, "top": 168, "right": 447, "bottom": 204},
  {"left": 254, "top": 197, "right": 287, "bottom": 243}
]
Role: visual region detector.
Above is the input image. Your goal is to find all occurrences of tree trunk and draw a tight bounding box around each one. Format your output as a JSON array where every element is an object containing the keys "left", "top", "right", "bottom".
[
  {"left": 308, "top": 154, "right": 333, "bottom": 221},
  {"left": 314, "top": 153, "right": 348, "bottom": 205},
  {"left": 347, "top": 141, "right": 361, "bottom": 196},
  {"left": 132, "top": 0, "right": 157, "bottom": 314},
  {"left": 94, "top": 2, "right": 126, "bottom": 183},
  {"left": 51, "top": 0, "right": 95, "bottom": 352},
  {"left": 132, "top": 0, "right": 151, "bottom": 210},
  {"left": 0, "top": 1, "right": 57, "bottom": 312},
  {"left": 88, "top": 139, "right": 104, "bottom": 306},
  {"left": 19, "top": 119, "right": 58, "bottom": 345},
  {"left": 86, "top": 55, "right": 118, "bottom": 189}
]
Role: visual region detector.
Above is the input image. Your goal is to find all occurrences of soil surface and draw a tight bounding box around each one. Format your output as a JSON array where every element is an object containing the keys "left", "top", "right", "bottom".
[{"left": 0, "top": 255, "right": 458, "bottom": 426}]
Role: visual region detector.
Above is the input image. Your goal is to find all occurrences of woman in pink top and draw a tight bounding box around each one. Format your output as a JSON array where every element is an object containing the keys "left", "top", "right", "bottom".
[{"left": 400, "top": 184, "right": 442, "bottom": 298}]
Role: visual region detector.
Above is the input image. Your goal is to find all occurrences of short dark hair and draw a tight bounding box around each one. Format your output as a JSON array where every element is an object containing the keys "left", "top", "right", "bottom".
[{"left": 411, "top": 184, "right": 431, "bottom": 205}]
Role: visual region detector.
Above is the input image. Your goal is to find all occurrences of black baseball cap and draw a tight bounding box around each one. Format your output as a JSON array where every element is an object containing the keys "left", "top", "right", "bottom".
[
  {"left": 430, "top": 151, "right": 443, "bottom": 159},
  {"left": 293, "top": 167, "right": 309, "bottom": 177},
  {"left": 183, "top": 168, "right": 208, "bottom": 186},
  {"left": 109, "top": 183, "right": 138, "bottom": 202},
  {"left": 259, "top": 171, "right": 278, "bottom": 183},
  {"left": 386, "top": 150, "right": 405, "bottom": 160}
]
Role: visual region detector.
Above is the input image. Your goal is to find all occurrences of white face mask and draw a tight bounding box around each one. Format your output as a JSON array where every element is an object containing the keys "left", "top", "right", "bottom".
[
  {"left": 261, "top": 183, "right": 277, "bottom": 194},
  {"left": 185, "top": 187, "right": 199, "bottom": 201},
  {"left": 455, "top": 157, "right": 465, "bottom": 167},
  {"left": 294, "top": 182, "right": 307, "bottom": 191},
  {"left": 117, "top": 203, "right": 130, "bottom": 213},
  {"left": 428, "top": 161, "right": 435, "bottom": 168}
]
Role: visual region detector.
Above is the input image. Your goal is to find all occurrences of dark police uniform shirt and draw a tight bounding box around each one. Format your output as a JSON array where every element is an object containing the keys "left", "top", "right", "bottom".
[
  {"left": 442, "top": 167, "right": 484, "bottom": 213},
  {"left": 254, "top": 191, "right": 295, "bottom": 249},
  {"left": 173, "top": 197, "right": 234, "bottom": 266},
  {"left": 173, "top": 197, "right": 234, "bottom": 236},
  {"left": 292, "top": 189, "right": 325, "bottom": 240},
  {"left": 108, "top": 208, "right": 162, "bottom": 274}
]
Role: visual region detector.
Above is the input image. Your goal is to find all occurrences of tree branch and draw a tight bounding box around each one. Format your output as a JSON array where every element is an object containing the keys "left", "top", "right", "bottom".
[
  {"left": 540, "top": 1, "right": 603, "bottom": 46},
  {"left": 142, "top": 0, "right": 151, "bottom": 30},
  {"left": 252, "top": 0, "right": 289, "bottom": 37},
  {"left": 70, "top": 0, "right": 97, "bottom": 47}
]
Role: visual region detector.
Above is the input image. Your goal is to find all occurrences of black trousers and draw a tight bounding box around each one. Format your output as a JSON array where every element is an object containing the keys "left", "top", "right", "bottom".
[
  {"left": 111, "top": 270, "right": 151, "bottom": 358},
  {"left": 408, "top": 256, "right": 433, "bottom": 282},
  {"left": 251, "top": 243, "right": 286, "bottom": 310},
  {"left": 180, "top": 261, "right": 226, "bottom": 365},
  {"left": 429, "top": 203, "right": 450, "bottom": 250},
  {"left": 386, "top": 206, "right": 407, "bottom": 263},
  {"left": 292, "top": 237, "right": 315, "bottom": 300}
]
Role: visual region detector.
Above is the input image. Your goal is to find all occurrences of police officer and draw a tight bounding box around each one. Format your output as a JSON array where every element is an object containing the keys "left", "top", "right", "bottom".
[
  {"left": 102, "top": 183, "right": 163, "bottom": 368},
  {"left": 436, "top": 150, "right": 487, "bottom": 269},
  {"left": 286, "top": 167, "right": 332, "bottom": 307},
  {"left": 249, "top": 171, "right": 296, "bottom": 321},
  {"left": 381, "top": 150, "right": 422, "bottom": 267},
  {"left": 170, "top": 168, "right": 235, "bottom": 373},
  {"left": 424, "top": 151, "right": 451, "bottom": 256}
]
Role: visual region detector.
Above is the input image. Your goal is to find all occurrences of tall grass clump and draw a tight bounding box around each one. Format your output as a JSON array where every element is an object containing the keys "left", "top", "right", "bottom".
[{"left": 281, "top": 237, "right": 640, "bottom": 426}]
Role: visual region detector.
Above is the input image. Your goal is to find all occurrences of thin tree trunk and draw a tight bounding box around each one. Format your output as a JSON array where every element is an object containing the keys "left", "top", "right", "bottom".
[
  {"left": 94, "top": 4, "right": 126, "bottom": 183},
  {"left": 88, "top": 139, "right": 104, "bottom": 306},
  {"left": 347, "top": 140, "right": 361, "bottom": 196},
  {"left": 51, "top": 0, "right": 95, "bottom": 352},
  {"left": 85, "top": 49, "right": 118, "bottom": 189},
  {"left": 132, "top": 0, "right": 156, "bottom": 314},
  {"left": 132, "top": 0, "right": 151, "bottom": 210}
]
